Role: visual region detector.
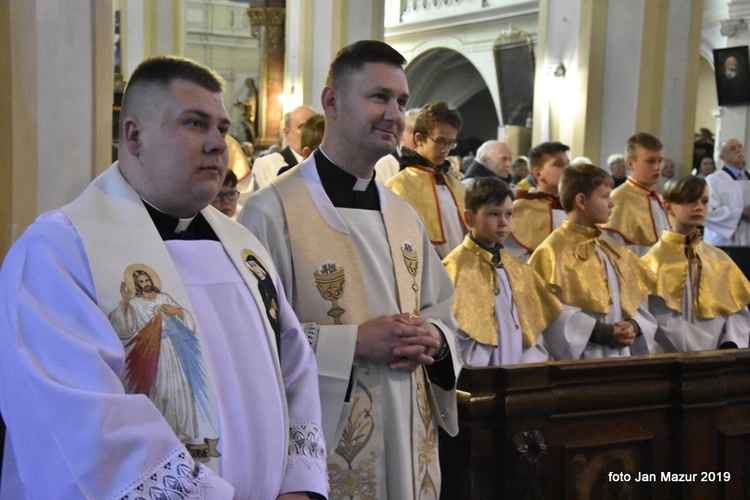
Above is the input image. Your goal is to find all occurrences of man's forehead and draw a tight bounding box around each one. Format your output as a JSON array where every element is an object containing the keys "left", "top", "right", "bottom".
[
  {"left": 496, "top": 144, "right": 512, "bottom": 156},
  {"left": 169, "top": 80, "right": 227, "bottom": 110},
  {"left": 356, "top": 62, "right": 409, "bottom": 93}
]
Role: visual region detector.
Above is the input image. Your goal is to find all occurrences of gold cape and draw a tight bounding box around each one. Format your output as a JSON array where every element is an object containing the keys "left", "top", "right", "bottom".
[
  {"left": 516, "top": 177, "right": 533, "bottom": 192},
  {"left": 528, "top": 220, "right": 656, "bottom": 317},
  {"left": 386, "top": 165, "right": 467, "bottom": 244},
  {"left": 443, "top": 235, "right": 563, "bottom": 347},
  {"left": 226, "top": 134, "right": 251, "bottom": 182},
  {"left": 642, "top": 230, "right": 750, "bottom": 318},
  {"left": 600, "top": 178, "right": 664, "bottom": 246},
  {"left": 510, "top": 192, "right": 562, "bottom": 251}
]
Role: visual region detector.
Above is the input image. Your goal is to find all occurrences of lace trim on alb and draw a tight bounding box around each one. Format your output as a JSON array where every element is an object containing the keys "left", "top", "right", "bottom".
[
  {"left": 113, "top": 447, "right": 212, "bottom": 500},
  {"left": 288, "top": 422, "right": 327, "bottom": 472}
]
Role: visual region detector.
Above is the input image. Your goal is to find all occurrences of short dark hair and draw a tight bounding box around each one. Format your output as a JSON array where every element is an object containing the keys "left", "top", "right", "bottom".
[
  {"left": 465, "top": 176, "right": 515, "bottom": 212},
  {"left": 528, "top": 142, "right": 570, "bottom": 168},
  {"left": 662, "top": 175, "right": 707, "bottom": 205},
  {"left": 301, "top": 114, "right": 325, "bottom": 151},
  {"left": 625, "top": 132, "right": 663, "bottom": 160},
  {"left": 559, "top": 164, "right": 614, "bottom": 212},
  {"left": 223, "top": 169, "right": 238, "bottom": 188},
  {"left": 413, "top": 102, "right": 462, "bottom": 136},
  {"left": 326, "top": 40, "right": 406, "bottom": 88},
  {"left": 120, "top": 55, "right": 224, "bottom": 133}
]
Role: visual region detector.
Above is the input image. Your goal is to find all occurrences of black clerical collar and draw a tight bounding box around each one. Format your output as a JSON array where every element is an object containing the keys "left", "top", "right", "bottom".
[
  {"left": 315, "top": 148, "right": 380, "bottom": 210},
  {"left": 143, "top": 200, "right": 219, "bottom": 241}
]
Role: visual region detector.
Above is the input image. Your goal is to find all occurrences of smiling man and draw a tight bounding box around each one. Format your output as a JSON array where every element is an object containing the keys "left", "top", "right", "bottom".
[
  {"left": 0, "top": 56, "right": 327, "bottom": 499},
  {"left": 240, "top": 40, "right": 461, "bottom": 500}
]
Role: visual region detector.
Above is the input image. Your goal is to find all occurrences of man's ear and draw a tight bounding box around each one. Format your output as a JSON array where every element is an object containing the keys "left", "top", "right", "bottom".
[
  {"left": 122, "top": 118, "right": 142, "bottom": 156},
  {"left": 302, "top": 146, "right": 312, "bottom": 159},
  {"left": 321, "top": 86, "right": 337, "bottom": 118}
]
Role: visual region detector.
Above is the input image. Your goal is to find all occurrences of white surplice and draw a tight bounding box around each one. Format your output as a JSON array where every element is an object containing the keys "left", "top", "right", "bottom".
[
  {"left": 0, "top": 164, "right": 327, "bottom": 499},
  {"left": 704, "top": 169, "right": 750, "bottom": 246}
]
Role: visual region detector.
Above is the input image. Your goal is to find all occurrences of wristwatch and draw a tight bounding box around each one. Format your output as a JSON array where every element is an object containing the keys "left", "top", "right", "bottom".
[{"left": 434, "top": 338, "right": 450, "bottom": 361}]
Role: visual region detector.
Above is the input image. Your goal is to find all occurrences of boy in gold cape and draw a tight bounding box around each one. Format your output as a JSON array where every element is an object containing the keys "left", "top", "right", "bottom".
[
  {"left": 599, "top": 132, "right": 669, "bottom": 256},
  {"left": 504, "top": 141, "right": 570, "bottom": 262},
  {"left": 643, "top": 175, "right": 750, "bottom": 352},
  {"left": 529, "top": 164, "right": 658, "bottom": 359},
  {"left": 443, "top": 177, "right": 585, "bottom": 365},
  {"left": 386, "top": 102, "right": 467, "bottom": 258}
]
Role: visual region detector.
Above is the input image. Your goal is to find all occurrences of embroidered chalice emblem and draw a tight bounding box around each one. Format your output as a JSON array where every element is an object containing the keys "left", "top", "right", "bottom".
[
  {"left": 400, "top": 241, "right": 420, "bottom": 317},
  {"left": 314, "top": 261, "right": 346, "bottom": 324}
]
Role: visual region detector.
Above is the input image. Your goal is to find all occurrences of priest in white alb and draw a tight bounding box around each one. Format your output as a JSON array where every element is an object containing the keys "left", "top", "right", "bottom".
[
  {"left": 0, "top": 56, "right": 327, "bottom": 500},
  {"left": 240, "top": 41, "right": 461, "bottom": 500}
]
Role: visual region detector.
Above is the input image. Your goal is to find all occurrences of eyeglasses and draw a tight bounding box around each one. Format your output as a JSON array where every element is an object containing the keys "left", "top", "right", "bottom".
[
  {"left": 214, "top": 190, "right": 240, "bottom": 202},
  {"left": 426, "top": 136, "right": 458, "bottom": 150}
]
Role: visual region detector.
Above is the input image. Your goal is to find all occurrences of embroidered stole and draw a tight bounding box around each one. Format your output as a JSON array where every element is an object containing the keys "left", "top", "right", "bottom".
[
  {"left": 62, "top": 163, "right": 286, "bottom": 473},
  {"left": 274, "top": 165, "right": 441, "bottom": 499}
]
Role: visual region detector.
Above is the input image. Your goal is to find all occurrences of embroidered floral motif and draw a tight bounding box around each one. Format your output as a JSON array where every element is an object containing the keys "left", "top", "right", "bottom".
[
  {"left": 328, "top": 453, "right": 377, "bottom": 500},
  {"left": 288, "top": 422, "right": 327, "bottom": 472},
  {"left": 416, "top": 369, "right": 439, "bottom": 499},
  {"left": 329, "top": 381, "right": 378, "bottom": 498},
  {"left": 116, "top": 448, "right": 211, "bottom": 499},
  {"left": 335, "top": 381, "right": 374, "bottom": 465}
]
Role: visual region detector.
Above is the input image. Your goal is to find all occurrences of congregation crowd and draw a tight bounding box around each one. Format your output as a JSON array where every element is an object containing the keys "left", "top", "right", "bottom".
[{"left": 0, "top": 39, "right": 748, "bottom": 499}]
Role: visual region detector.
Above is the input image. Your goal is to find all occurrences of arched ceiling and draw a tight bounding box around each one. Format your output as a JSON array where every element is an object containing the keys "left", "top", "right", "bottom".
[{"left": 405, "top": 48, "right": 499, "bottom": 149}]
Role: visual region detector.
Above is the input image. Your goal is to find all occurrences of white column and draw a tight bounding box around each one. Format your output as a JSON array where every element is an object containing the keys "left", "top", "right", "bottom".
[
  {"left": 286, "top": 0, "right": 384, "bottom": 111},
  {"left": 28, "top": 1, "right": 113, "bottom": 214}
]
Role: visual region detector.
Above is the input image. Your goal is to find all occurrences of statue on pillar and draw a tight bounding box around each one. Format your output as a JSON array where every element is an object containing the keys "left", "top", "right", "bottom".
[{"left": 235, "top": 77, "right": 259, "bottom": 143}]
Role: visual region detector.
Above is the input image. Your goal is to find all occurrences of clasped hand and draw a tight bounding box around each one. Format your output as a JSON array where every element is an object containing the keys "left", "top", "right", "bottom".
[
  {"left": 355, "top": 313, "right": 443, "bottom": 372},
  {"left": 611, "top": 321, "right": 636, "bottom": 347}
]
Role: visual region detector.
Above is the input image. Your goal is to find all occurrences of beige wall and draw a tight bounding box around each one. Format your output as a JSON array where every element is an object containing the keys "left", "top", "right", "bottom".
[
  {"left": 695, "top": 55, "right": 719, "bottom": 139},
  {"left": 1, "top": 1, "right": 113, "bottom": 258}
]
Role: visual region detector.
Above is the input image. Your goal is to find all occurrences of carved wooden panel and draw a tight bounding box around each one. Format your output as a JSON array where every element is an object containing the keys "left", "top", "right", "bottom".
[{"left": 440, "top": 350, "right": 750, "bottom": 499}]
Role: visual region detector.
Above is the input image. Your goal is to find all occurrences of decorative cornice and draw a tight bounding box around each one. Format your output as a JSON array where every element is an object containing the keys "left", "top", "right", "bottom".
[
  {"left": 720, "top": 18, "right": 748, "bottom": 37},
  {"left": 494, "top": 24, "right": 533, "bottom": 47},
  {"left": 247, "top": 7, "right": 285, "bottom": 38}
]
